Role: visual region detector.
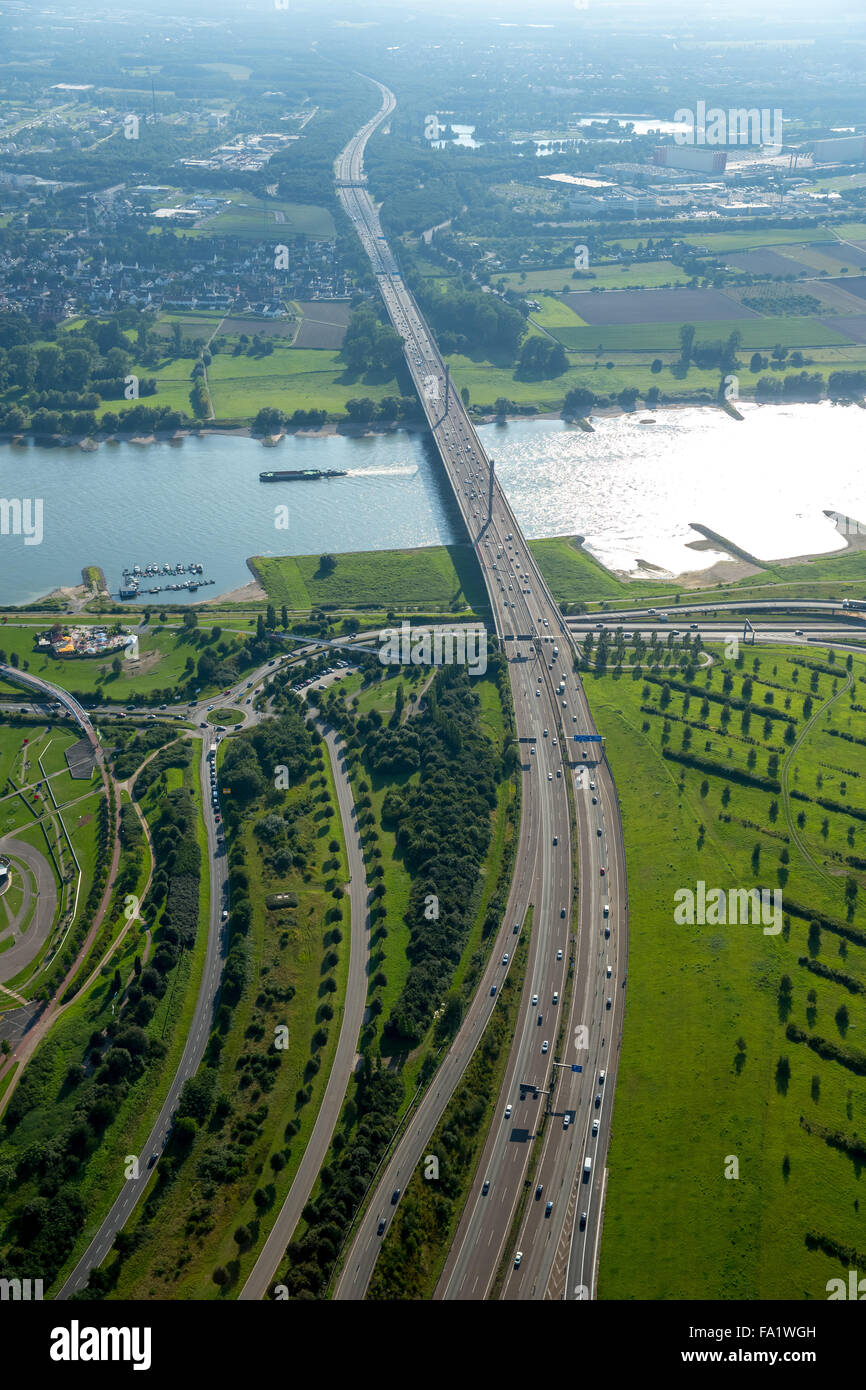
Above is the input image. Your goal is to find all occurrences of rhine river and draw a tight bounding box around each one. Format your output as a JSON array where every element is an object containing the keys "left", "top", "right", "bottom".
[{"left": 1, "top": 402, "right": 865, "bottom": 607}]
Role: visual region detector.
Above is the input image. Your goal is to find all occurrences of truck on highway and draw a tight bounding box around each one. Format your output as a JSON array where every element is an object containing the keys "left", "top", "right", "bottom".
[
  {"left": 583, "top": 1157, "right": 592, "bottom": 1179},
  {"left": 552, "top": 645, "right": 558, "bottom": 659}
]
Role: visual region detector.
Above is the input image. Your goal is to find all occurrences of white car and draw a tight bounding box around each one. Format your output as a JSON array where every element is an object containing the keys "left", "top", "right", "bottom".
[
  {"left": 505, "top": 1103, "right": 512, "bottom": 1118},
  {"left": 541, "top": 1040, "right": 549, "bottom": 1054},
  {"left": 557, "top": 949, "right": 563, "bottom": 961},
  {"left": 592, "top": 1118, "right": 599, "bottom": 1136},
  {"left": 514, "top": 1251, "right": 523, "bottom": 1267},
  {"left": 607, "top": 964, "right": 612, "bottom": 977},
  {"left": 532, "top": 994, "right": 538, "bottom": 1006}
]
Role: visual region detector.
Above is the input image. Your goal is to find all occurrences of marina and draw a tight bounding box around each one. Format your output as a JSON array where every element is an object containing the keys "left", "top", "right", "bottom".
[{"left": 118, "top": 562, "right": 215, "bottom": 600}]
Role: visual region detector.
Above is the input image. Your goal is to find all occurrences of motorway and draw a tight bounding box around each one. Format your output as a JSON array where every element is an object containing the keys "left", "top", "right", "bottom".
[{"left": 332, "top": 79, "right": 626, "bottom": 1301}]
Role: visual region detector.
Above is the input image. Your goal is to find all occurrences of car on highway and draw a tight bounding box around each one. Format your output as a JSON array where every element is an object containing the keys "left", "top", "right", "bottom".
[
  {"left": 537, "top": 1013, "right": 543, "bottom": 1025},
  {"left": 482, "top": 1179, "right": 490, "bottom": 1195},
  {"left": 502, "top": 954, "right": 509, "bottom": 965},
  {"left": 147, "top": 1153, "right": 158, "bottom": 1169},
  {"left": 545, "top": 1200, "right": 553, "bottom": 1216},
  {"left": 592, "top": 1118, "right": 599, "bottom": 1136},
  {"left": 595, "top": 1092, "right": 601, "bottom": 1108},
  {"left": 560, "top": 906, "right": 566, "bottom": 917},
  {"left": 600, "top": 866, "right": 606, "bottom": 876},
  {"left": 377, "top": 1220, "right": 386, "bottom": 1236},
  {"left": 505, "top": 1103, "right": 512, "bottom": 1118},
  {"left": 553, "top": 835, "right": 558, "bottom": 845},
  {"left": 541, "top": 1040, "right": 549, "bottom": 1054},
  {"left": 535, "top": 1184, "right": 543, "bottom": 1200},
  {"left": 391, "top": 1188, "right": 400, "bottom": 1205},
  {"left": 552, "top": 991, "right": 558, "bottom": 1004},
  {"left": 514, "top": 1252, "right": 523, "bottom": 1267},
  {"left": 592, "top": 795, "right": 598, "bottom": 805},
  {"left": 532, "top": 994, "right": 538, "bottom": 1006},
  {"left": 597, "top": 827, "right": 602, "bottom": 836},
  {"left": 548, "top": 772, "right": 553, "bottom": 781},
  {"left": 221, "top": 909, "right": 228, "bottom": 921},
  {"left": 579, "top": 1212, "right": 587, "bottom": 1230},
  {"left": 607, "top": 964, "right": 612, "bottom": 977},
  {"left": 557, "top": 948, "right": 563, "bottom": 960},
  {"left": 599, "top": 1070, "right": 606, "bottom": 1084},
  {"left": 603, "top": 904, "right": 610, "bottom": 917},
  {"left": 606, "top": 996, "right": 612, "bottom": 1009},
  {"left": 563, "top": 1113, "right": 570, "bottom": 1129},
  {"left": 795, "top": 628, "right": 803, "bottom": 636}
]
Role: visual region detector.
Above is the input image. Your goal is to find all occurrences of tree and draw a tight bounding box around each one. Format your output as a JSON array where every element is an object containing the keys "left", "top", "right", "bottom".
[
  {"left": 679, "top": 323, "right": 696, "bottom": 366},
  {"left": 319, "top": 554, "right": 337, "bottom": 577}
]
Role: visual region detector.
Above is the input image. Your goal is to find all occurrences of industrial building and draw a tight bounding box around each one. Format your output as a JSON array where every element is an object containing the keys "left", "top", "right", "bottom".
[{"left": 654, "top": 146, "right": 728, "bottom": 173}]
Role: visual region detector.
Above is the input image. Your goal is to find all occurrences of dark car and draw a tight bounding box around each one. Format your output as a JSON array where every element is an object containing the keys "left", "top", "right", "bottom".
[
  {"left": 535, "top": 1183, "right": 543, "bottom": 1200},
  {"left": 579, "top": 1211, "right": 587, "bottom": 1230},
  {"left": 391, "top": 1188, "right": 400, "bottom": 1205},
  {"left": 147, "top": 1153, "right": 158, "bottom": 1169},
  {"left": 377, "top": 1220, "right": 386, "bottom": 1236}
]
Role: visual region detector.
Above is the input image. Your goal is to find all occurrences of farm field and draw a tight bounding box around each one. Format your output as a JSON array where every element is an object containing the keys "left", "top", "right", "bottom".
[
  {"left": 562, "top": 285, "right": 759, "bottom": 326},
  {"left": 585, "top": 632, "right": 866, "bottom": 1298},
  {"left": 292, "top": 301, "right": 351, "bottom": 350}
]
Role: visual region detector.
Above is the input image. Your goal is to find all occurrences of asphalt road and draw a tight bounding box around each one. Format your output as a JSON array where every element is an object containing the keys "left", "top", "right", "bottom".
[{"left": 332, "top": 77, "right": 627, "bottom": 1302}]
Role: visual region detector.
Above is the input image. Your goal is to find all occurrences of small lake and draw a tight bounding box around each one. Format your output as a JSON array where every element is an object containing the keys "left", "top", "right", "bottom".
[{"left": 1, "top": 402, "right": 865, "bottom": 606}]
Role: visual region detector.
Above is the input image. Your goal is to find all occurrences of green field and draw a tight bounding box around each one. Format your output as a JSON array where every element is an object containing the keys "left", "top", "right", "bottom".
[
  {"left": 506, "top": 262, "right": 692, "bottom": 294},
  {"left": 586, "top": 634, "right": 866, "bottom": 1298},
  {"left": 252, "top": 544, "right": 488, "bottom": 613},
  {"left": 549, "top": 317, "right": 851, "bottom": 352},
  {"left": 206, "top": 346, "right": 399, "bottom": 418}
]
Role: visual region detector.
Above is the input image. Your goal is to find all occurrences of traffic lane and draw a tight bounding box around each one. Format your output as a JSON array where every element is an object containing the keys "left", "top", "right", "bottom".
[{"left": 501, "top": 754, "right": 600, "bottom": 1298}]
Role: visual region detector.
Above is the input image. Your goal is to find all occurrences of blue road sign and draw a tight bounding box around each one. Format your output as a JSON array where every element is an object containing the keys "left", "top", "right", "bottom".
[
  {"left": 572, "top": 1065, "right": 583, "bottom": 1073},
  {"left": 574, "top": 734, "right": 602, "bottom": 742}
]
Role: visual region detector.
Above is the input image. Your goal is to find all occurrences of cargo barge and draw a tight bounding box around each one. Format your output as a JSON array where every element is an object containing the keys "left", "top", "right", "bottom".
[{"left": 259, "top": 468, "right": 347, "bottom": 482}]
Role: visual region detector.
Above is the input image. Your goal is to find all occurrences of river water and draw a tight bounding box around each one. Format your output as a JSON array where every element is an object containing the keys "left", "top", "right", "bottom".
[{"left": 1, "top": 402, "right": 864, "bottom": 607}]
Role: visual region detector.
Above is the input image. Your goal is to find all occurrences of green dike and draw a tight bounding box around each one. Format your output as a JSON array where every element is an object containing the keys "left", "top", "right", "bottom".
[
  {"left": 107, "top": 725, "right": 351, "bottom": 1299},
  {"left": 251, "top": 544, "right": 489, "bottom": 614},
  {"left": 583, "top": 639, "right": 866, "bottom": 1299},
  {"left": 369, "top": 913, "right": 532, "bottom": 1300}
]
